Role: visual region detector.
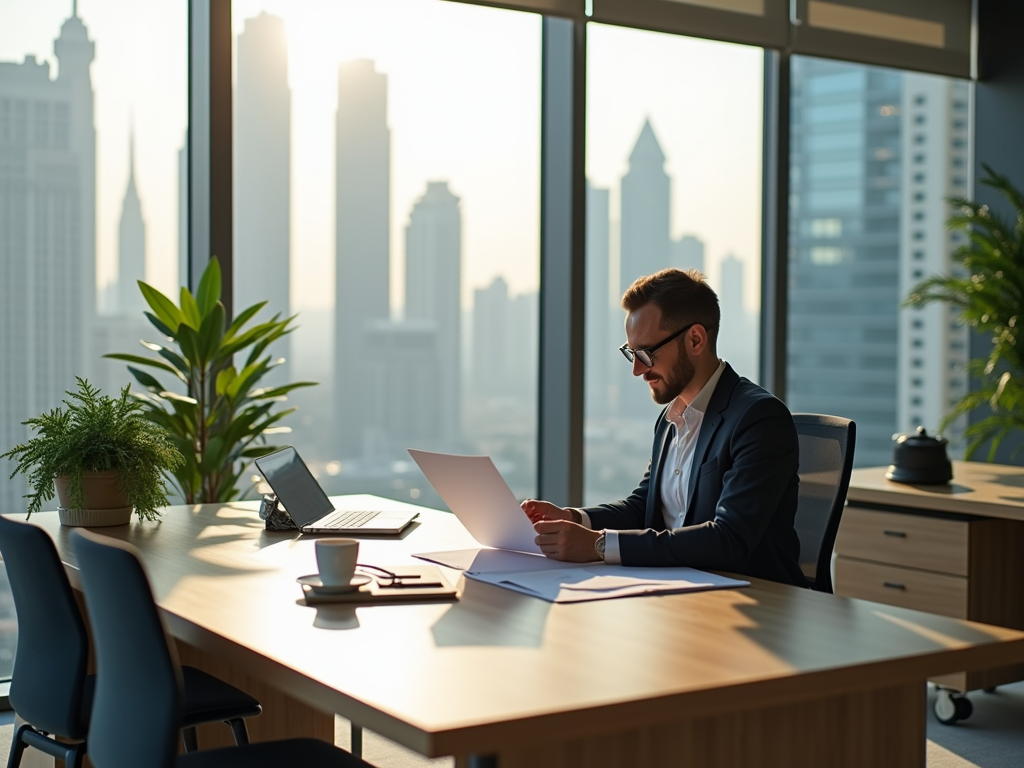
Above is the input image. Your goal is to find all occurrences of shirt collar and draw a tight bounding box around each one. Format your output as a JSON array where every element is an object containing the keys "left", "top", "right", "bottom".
[{"left": 666, "top": 359, "right": 727, "bottom": 427}]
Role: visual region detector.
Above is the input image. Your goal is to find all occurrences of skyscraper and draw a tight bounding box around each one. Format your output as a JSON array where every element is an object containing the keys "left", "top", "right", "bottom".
[
  {"left": 404, "top": 181, "right": 462, "bottom": 443},
  {"left": 787, "top": 58, "right": 969, "bottom": 466},
  {"left": 235, "top": 12, "right": 291, "bottom": 383},
  {"left": 619, "top": 119, "right": 670, "bottom": 293},
  {"left": 618, "top": 119, "right": 670, "bottom": 419},
  {"left": 472, "top": 276, "right": 509, "bottom": 396},
  {"left": 0, "top": 8, "right": 95, "bottom": 512},
  {"left": 673, "top": 234, "right": 705, "bottom": 273},
  {"left": 335, "top": 59, "right": 391, "bottom": 457},
  {"left": 717, "top": 254, "right": 756, "bottom": 378},
  {"left": 116, "top": 131, "right": 146, "bottom": 316}
]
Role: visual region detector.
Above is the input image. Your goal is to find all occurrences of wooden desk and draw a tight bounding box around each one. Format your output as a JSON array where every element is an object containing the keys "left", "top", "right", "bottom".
[
  {"left": 839, "top": 461, "right": 1024, "bottom": 693},
  {"left": 24, "top": 496, "right": 1024, "bottom": 768}
]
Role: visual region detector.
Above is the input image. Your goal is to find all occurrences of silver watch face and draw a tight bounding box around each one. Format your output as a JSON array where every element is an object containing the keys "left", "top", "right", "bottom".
[{"left": 595, "top": 533, "right": 606, "bottom": 556}]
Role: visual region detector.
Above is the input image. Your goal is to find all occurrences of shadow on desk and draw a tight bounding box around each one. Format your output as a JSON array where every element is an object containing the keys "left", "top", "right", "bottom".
[{"left": 431, "top": 578, "right": 550, "bottom": 648}]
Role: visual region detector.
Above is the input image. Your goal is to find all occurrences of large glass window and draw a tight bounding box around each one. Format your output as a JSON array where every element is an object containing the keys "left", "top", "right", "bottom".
[
  {"left": 0, "top": 0, "right": 187, "bottom": 680},
  {"left": 787, "top": 56, "right": 972, "bottom": 467},
  {"left": 583, "top": 24, "right": 764, "bottom": 504},
  {"left": 230, "top": 0, "right": 541, "bottom": 508}
]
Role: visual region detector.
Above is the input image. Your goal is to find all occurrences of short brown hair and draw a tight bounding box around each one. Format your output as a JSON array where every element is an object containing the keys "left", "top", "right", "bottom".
[{"left": 621, "top": 268, "right": 721, "bottom": 348}]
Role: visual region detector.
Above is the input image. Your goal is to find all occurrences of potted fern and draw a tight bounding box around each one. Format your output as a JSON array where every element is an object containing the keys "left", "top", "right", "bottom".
[
  {"left": 105, "top": 257, "right": 316, "bottom": 503},
  {"left": 1, "top": 378, "right": 184, "bottom": 525},
  {"left": 904, "top": 164, "right": 1024, "bottom": 459}
]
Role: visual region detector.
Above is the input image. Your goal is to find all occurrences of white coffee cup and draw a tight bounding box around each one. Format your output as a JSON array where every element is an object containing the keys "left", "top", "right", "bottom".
[{"left": 315, "top": 539, "right": 359, "bottom": 586}]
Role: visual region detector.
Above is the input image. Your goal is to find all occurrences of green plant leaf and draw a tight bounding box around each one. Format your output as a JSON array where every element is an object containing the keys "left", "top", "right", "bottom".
[
  {"left": 196, "top": 257, "right": 222, "bottom": 318},
  {"left": 180, "top": 287, "right": 202, "bottom": 330},
  {"left": 198, "top": 302, "right": 226, "bottom": 364},
  {"left": 138, "top": 282, "right": 184, "bottom": 333}
]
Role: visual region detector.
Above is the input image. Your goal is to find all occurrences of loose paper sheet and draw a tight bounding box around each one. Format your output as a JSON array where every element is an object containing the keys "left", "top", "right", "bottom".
[
  {"left": 464, "top": 565, "right": 749, "bottom": 603},
  {"left": 408, "top": 450, "right": 542, "bottom": 554}
]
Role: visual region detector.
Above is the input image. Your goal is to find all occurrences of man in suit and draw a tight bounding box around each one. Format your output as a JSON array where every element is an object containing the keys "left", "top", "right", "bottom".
[{"left": 522, "top": 268, "right": 807, "bottom": 587}]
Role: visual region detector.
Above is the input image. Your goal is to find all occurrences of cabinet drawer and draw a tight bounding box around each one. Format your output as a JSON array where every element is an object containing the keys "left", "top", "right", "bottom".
[
  {"left": 835, "top": 557, "right": 968, "bottom": 619},
  {"left": 835, "top": 507, "right": 969, "bottom": 575}
]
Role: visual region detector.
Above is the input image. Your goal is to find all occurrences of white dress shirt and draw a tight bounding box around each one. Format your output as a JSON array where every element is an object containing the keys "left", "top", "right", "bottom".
[{"left": 582, "top": 360, "right": 726, "bottom": 564}]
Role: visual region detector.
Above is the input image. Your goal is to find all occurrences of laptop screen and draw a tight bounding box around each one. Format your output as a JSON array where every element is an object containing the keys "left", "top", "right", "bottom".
[{"left": 254, "top": 447, "right": 334, "bottom": 527}]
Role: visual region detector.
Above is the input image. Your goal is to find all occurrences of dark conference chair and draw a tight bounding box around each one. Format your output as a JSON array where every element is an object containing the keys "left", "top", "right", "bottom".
[
  {"left": 0, "top": 515, "right": 263, "bottom": 768},
  {"left": 791, "top": 414, "right": 857, "bottom": 593},
  {"left": 71, "top": 529, "right": 373, "bottom": 768}
]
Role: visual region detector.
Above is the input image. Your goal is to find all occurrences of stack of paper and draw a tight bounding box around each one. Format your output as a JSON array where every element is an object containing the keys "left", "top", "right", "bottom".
[{"left": 464, "top": 565, "right": 749, "bottom": 603}]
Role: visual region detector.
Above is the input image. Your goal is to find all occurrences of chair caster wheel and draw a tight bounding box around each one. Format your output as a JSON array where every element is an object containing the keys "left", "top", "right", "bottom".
[{"left": 934, "top": 688, "right": 973, "bottom": 724}]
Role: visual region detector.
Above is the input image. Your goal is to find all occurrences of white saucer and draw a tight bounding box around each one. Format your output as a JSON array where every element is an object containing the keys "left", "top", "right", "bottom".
[{"left": 297, "top": 574, "right": 372, "bottom": 595}]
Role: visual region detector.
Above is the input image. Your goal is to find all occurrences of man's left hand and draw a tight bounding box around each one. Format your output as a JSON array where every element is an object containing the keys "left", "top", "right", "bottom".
[{"left": 534, "top": 520, "right": 602, "bottom": 562}]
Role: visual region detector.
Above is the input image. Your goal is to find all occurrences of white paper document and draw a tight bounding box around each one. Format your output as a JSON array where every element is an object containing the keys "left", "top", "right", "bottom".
[
  {"left": 464, "top": 565, "right": 750, "bottom": 603},
  {"left": 408, "top": 449, "right": 542, "bottom": 554}
]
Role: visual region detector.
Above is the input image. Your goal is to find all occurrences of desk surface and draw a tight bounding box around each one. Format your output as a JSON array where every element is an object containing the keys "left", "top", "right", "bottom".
[
  {"left": 25, "top": 496, "right": 1024, "bottom": 759},
  {"left": 848, "top": 461, "right": 1024, "bottom": 521}
]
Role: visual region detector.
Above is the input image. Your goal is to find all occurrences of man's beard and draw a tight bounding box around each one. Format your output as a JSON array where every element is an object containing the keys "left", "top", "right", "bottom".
[{"left": 648, "top": 347, "right": 695, "bottom": 405}]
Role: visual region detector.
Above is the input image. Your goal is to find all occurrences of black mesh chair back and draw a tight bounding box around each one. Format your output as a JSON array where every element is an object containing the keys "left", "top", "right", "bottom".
[
  {"left": 792, "top": 414, "right": 856, "bottom": 593},
  {"left": 0, "top": 514, "right": 91, "bottom": 744},
  {"left": 72, "top": 529, "right": 183, "bottom": 768}
]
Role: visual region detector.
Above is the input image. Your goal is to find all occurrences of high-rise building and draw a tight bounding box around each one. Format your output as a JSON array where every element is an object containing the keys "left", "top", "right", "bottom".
[
  {"left": 586, "top": 182, "right": 612, "bottom": 420},
  {"left": 787, "top": 58, "right": 969, "bottom": 466},
  {"left": 404, "top": 181, "right": 462, "bottom": 443},
  {"left": 897, "top": 74, "right": 970, "bottom": 450},
  {"left": 619, "top": 119, "right": 670, "bottom": 293},
  {"left": 617, "top": 119, "right": 670, "bottom": 419},
  {"left": 673, "top": 234, "right": 705, "bottom": 273},
  {"left": 0, "top": 9, "right": 95, "bottom": 512},
  {"left": 335, "top": 59, "right": 390, "bottom": 457},
  {"left": 361, "top": 320, "right": 440, "bottom": 455},
  {"left": 235, "top": 12, "right": 291, "bottom": 384},
  {"left": 717, "top": 254, "right": 756, "bottom": 378},
  {"left": 472, "top": 276, "right": 509, "bottom": 396},
  {"left": 116, "top": 131, "right": 146, "bottom": 316}
]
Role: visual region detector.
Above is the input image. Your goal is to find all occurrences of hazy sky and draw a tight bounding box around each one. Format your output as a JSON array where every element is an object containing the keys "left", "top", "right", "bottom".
[{"left": 2, "top": 0, "right": 762, "bottom": 313}]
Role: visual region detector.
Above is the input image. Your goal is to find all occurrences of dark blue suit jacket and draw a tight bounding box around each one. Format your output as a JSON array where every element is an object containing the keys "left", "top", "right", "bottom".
[{"left": 583, "top": 364, "right": 808, "bottom": 587}]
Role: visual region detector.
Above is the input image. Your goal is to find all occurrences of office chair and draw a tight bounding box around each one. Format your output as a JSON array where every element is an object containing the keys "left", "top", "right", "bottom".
[
  {"left": 0, "top": 515, "right": 263, "bottom": 768},
  {"left": 791, "top": 414, "right": 857, "bottom": 593},
  {"left": 72, "top": 529, "right": 373, "bottom": 768}
]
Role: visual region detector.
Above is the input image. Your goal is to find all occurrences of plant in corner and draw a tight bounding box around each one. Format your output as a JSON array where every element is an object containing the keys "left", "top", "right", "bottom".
[
  {"left": 105, "top": 257, "right": 316, "bottom": 504},
  {"left": 0, "top": 377, "right": 184, "bottom": 524},
  {"left": 904, "top": 164, "right": 1024, "bottom": 459}
]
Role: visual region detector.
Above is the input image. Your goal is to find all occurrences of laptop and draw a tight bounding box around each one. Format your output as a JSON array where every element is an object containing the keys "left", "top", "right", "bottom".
[{"left": 254, "top": 447, "right": 418, "bottom": 534}]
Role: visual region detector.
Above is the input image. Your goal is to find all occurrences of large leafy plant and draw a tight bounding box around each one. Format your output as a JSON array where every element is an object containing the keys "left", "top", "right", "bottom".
[
  {"left": 0, "top": 377, "right": 183, "bottom": 519},
  {"left": 106, "top": 258, "right": 315, "bottom": 503},
  {"left": 904, "top": 165, "right": 1024, "bottom": 459}
]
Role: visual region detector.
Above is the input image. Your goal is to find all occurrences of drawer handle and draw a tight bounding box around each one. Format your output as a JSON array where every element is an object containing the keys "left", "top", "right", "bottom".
[
  {"left": 883, "top": 581, "right": 906, "bottom": 591},
  {"left": 883, "top": 530, "right": 907, "bottom": 538}
]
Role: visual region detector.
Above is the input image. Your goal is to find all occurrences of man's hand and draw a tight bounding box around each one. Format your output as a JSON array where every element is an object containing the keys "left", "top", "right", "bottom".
[
  {"left": 533, "top": 520, "right": 602, "bottom": 562},
  {"left": 521, "top": 499, "right": 581, "bottom": 524}
]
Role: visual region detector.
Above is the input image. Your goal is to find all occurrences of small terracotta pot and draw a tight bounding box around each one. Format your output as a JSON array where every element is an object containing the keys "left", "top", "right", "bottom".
[{"left": 54, "top": 470, "right": 133, "bottom": 527}]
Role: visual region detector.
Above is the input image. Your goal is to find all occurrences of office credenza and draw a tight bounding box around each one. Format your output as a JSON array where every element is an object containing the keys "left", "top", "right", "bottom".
[{"left": 838, "top": 461, "right": 1024, "bottom": 693}]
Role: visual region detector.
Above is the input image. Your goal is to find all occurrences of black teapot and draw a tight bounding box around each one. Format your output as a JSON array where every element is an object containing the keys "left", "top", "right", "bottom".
[{"left": 885, "top": 427, "right": 953, "bottom": 485}]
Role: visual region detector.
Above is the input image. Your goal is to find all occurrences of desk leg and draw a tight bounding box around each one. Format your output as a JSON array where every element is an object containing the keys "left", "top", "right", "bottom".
[
  {"left": 471, "top": 681, "right": 925, "bottom": 768},
  {"left": 174, "top": 639, "right": 335, "bottom": 749}
]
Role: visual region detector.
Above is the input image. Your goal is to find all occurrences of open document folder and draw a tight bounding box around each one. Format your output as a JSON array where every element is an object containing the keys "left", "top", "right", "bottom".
[
  {"left": 465, "top": 565, "right": 750, "bottom": 604},
  {"left": 414, "top": 547, "right": 750, "bottom": 604}
]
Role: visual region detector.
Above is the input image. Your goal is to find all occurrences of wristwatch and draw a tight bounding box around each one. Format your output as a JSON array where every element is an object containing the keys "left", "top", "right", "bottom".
[{"left": 594, "top": 531, "right": 606, "bottom": 560}]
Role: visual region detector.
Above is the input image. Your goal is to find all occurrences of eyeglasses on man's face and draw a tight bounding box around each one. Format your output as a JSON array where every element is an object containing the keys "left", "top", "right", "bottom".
[{"left": 619, "top": 322, "right": 696, "bottom": 367}]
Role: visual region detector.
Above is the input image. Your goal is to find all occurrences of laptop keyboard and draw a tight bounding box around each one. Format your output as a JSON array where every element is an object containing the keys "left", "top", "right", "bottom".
[{"left": 317, "top": 509, "right": 382, "bottom": 529}]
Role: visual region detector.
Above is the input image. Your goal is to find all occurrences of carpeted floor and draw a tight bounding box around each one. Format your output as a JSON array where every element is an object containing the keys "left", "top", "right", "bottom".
[{"left": 0, "top": 682, "right": 1020, "bottom": 766}]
